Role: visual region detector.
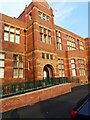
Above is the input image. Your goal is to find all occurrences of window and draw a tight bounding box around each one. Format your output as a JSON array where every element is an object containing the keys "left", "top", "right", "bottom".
[
  {"left": 16, "top": 29, "right": 20, "bottom": 34},
  {"left": 48, "top": 30, "right": 51, "bottom": 44},
  {"left": 66, "top": 35, "right": 76, "bottom": 51},
  {"left": 46, "top": 54, "right": 49, "bottom": 59},
  {"left": 39, "top": 27, "right": 51, "bottom": 44},
  {"left": 19, "top": 69, "right": 23, "bottom": 78},
  {"left": 72, "top": 69, "right": 76, "bottom": 76},
  {"left": 13, "top": 69, "right": 18, "bottom": 78},
  {"left": 44, "top": 35, "right": 47, "bottom": 43},
  {"left": 38, "top": 11, "right": 50, "bottom": 22},
  {"left": 19, "top": 62, "right": 23, "bottom": 68},
  {"left": 16, "top": 35, "right": 20, "bottom": 44},
  {"left": 48, "top": 30, "right": 51, "bottom": 36},
  {"left": 44, "top": 28, "right": 46, "bottom": 34},
  {"left": 43, "top": 14, "right": 46, "bottom": 20},
  {"left": 29, "top": 13, "right": 32, "bottom": 20},
  {"left": 40, "top": 27, "right": 43, "bottom": 33},
  {"left": 50, "top": 55, "right": 53, "bottom": 60},
  {"left": 13, "top": 55, "right": 18, "bottom": 68},
  {"left": 4, "top": 25, "right": 9, "bottom": 31},
  {"left": 4, "top": 24, "right": 20, "bottom": 44},
  {"left": 4, "top": 32, "right": 9, "bottom": 41},
  {"left": 10, "top": 34, "right": 14, "bottom": 42},
  {"left": 48, "top": 36, "right": 51, "bottom": 44},
  {"left": 47, "top": 16, "right": 50, "bottom": 22},
  {"left": 28, "top": 60, "right": 30, "bottom": 70},
  {"left": 10, "top": 27, "right": 14, "bottom": 33},
  {"left": 42, "top": 53, "right": 45, "bottom": 59},
  {"left": 40, "top": 34, "right": 43, "bottom": 41},
  {"left": 13, "top": 55, "right": 23, "bottom": 78},
  {"left": 58, "top": 59, "right": 65, "bottom": 77},
  {"left": 56, "top": 31, "right": 62, "bottom": 50},
  {"left": 0, "top": 60, "right": 4, "bottom": 67},
  {"left": 42, "top": 53, "right": 53, "bottom": 60},
  {"left": 70, "top": 59, "right": 76, "bottom": 76},
  {"left": 38, "top": 12, "right": 43, "bottom": 19},
  {"left": 0, "top": 53, "right": 4, "bottom": 78},
  {"left": 78, "top": 40, "right": 84, "bottom": 50},
  {"left": 19, "top": 56, "right": 23, "bottom": 68},
  {"left": 78, "top": 59, "right": 85, "bottom": 76},
  {"left": 0, "top": 68, "right": 4, "bottom": 78}
]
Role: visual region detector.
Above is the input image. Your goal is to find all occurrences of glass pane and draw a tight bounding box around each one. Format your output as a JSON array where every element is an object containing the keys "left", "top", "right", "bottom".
[
  {"left": 16, "top": 35, "right": 20, "bottom": 44},
  {"left": 71, "top": 59, "right": 74, "bottom": 63},
  {"left": 0, "top": 68, "right": 4, "bottom": 78},
  {"left": 58, "top": 59, "right": 60, "bottom": 63},
  {"left": 10, "top": 27, "right": 14, "bottom": 33},
  {"left": 59, "top": 32, "right": 61, "bottom": 37},
  {"left": 60, "top": 44, "right": 62, "bottom": 50},
  {"left": 42, "top": 53, "right": 45, "bottom": 59},
  {"left": 19, "top": 69, "right": 23, "bottom": 78},
  {"left": 43, "top": 14, "right": 46, "bottom": 20},
  {"left": 13, "top": 55, "right": 18, "bottom": 60},
  {"left": 4, "top": 25, "right": 9, "bottom": 31},
  {"left": 50, "top": 55, "right": 53, "bottom": 60},
  {"left": 47, "top": 16, "right": 50, "bottom": 22},
  {"left": 19, "top": 62, "right": 23, "bottom": 68},
  {"left": 13, "top": 69, "right": 18, "bottom": 78},
  {"left": 48, "top": 30, "right": 51, "bottom": 35},
  {"left": 44, "top": 28, "right": 46, "bottom": 34},
  {"left": 10, "top": 34, "right": 14, "bottom": 42},
  {"left": 72, "top": 69, "right": 76, "bottom": 76},
  {"left": 40, "top": 27, "right": 43, "bottom": 33},
  {"left": 38, "top": 12, "right": 42, "bottom": 19},
  {"left": 4, "top": 32, "right": 9, "bottom": 41},
  {"left": 48, "top": 36, "right": 51, "bottom": 44},
  {"left": 0, "top": 53, "right": 4, "bottom": 59},
  {"left": 14, "top": 61, "right": 18, "bottom": 67},
  {"left": 40, "top": 34, "right": 42, "bottom": 41},
  {"left": 16, "top": 29, "right": 20, "bottom": 34},
  {"left": 46, "top": 54, "right": 49, "bottom": 59},
  {"left": 44, "top": 35, "right": 46, "bottom": 43},
  {"left": 0, "top": 61, "right": 4, "bottom": 67},
  {"left": 71, "top": 64, "right": 75, "bottom": 68}
]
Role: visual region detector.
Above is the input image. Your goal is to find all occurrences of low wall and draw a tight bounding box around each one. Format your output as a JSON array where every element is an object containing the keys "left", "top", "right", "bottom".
[{"left": 0, "top": 83, "right": 71, "bottom": 113}]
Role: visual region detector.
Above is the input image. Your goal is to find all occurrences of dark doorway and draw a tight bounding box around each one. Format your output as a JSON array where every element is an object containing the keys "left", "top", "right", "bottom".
[{"left": 43, "top": 64, "right": 54, "bottom": 79}]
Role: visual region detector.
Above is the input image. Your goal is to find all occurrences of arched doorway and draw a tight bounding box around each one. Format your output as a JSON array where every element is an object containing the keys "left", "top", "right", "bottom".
[{"left": 43, "top": 64, "right": 54, "bottom": 79}]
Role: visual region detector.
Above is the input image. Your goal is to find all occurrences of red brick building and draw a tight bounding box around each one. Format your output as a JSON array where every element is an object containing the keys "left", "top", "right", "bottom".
[{"left": 0, "top": 0, "right": 89, "bottom": 87}]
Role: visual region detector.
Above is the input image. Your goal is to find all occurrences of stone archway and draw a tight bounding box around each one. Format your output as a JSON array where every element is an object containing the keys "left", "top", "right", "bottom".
[{"left": 43, "top": 64, "right": 54, "bottom": 79}]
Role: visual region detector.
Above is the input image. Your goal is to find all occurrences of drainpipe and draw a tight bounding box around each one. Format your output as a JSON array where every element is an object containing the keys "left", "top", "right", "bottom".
[
  {"left": 24, "top": 29, "right": 27, "bottom": 87},
  {"left": 32, "top": 22, "right": 35, "bottom": 87}
]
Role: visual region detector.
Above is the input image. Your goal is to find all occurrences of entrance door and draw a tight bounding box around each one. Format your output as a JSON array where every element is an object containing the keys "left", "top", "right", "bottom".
[{"left": 43, "top": 64, "right": 54, "bottom": 79}]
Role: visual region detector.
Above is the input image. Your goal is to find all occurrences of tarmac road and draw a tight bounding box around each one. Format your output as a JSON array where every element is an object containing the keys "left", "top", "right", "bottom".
[{"left": 2, "top": 84, "right": 90, "bottom": 119}]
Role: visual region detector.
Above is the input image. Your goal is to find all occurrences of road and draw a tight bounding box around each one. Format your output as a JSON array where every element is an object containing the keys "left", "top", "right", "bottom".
[{"left": 2, "top": 84, "right": 90, "bottom": 119}]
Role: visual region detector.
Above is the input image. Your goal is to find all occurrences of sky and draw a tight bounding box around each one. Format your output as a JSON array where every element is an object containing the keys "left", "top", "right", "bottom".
[{"left": 0, "top": 0, "right": 89, "bottom": 38}]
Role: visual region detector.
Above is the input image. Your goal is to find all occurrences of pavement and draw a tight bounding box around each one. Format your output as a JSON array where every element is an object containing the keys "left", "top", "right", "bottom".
[{"left": 2, "top": 84, "right": 90, "bottom": 119}]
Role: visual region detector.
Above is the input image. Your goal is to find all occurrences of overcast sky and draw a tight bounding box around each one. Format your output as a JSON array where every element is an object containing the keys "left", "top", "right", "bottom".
[{"left": 0, "top": 0, "right": 89, "bottom": 38}]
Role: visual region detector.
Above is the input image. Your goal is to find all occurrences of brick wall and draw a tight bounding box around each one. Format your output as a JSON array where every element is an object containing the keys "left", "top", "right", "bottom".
[{"left": 0, "top": 83, "right": 71, "bottom": 113}]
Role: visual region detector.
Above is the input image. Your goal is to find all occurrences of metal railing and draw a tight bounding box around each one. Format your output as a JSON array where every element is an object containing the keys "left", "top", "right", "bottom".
[
  {"left": 0, "top": 77, "right": 69, "bottom": 99},
  {"left": 69, "top": 77, "right": 80, "bottom": 83}
]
